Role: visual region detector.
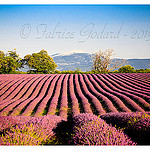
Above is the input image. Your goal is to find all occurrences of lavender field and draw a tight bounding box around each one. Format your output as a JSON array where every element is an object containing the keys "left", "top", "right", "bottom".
[{"left": 0, "top": 73, "right": 150, "bottom": 145}]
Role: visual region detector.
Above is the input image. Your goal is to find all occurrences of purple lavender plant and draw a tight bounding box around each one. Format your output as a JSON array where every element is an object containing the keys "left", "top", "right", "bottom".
[
  {"left": 100, "top": 112, "right": 150, "bottom": 145},
  {"left": 71, "top": 113, "right": 136, "bottom": 145},
  {"left": 0, "top": 115, "right": 63, "bottom": 145},
  {"left": 68, "top": 74, "right": 80, "bottom": 117}
]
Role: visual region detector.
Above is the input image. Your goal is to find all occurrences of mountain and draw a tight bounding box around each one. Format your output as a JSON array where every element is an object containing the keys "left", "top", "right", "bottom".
[
  {"left": 126, "top": 59, "right": 150, "bottom": 70},
  {"left": 52, "top": 52, "right": 150, "bottom": 71},
  {"left": 51, "top": 51, "right": 93, "bottom": 71}
]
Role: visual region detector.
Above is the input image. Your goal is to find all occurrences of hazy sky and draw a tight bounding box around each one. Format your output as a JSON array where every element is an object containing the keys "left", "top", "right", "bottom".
[{"left": 0, "top": 5, "right": 150, "bottom": 58}]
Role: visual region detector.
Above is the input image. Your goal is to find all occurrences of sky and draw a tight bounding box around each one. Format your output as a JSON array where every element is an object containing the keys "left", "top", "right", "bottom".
[{"left": 0, "top": 5, "right": 150, "bottom": 59}]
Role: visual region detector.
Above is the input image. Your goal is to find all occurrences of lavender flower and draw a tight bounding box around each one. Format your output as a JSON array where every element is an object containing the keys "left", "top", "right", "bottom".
[
  {"left": 100, "top": 112, "right": 150, "bottom": 145},
  {"left": 0, "top": 115, "right": 63, "bottom": 145},
  {"left": 71, "top": 113, "right": 136, "bottom": 145},
  {"left": 68, "top": 74, "right": 80, "bottom": 117}
]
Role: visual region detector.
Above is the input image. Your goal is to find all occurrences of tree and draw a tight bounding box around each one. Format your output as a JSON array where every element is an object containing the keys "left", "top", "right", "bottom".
[
  {"left": 24, "top": 50, "right": 57, "bottom": 73},
  {"left": 118, "top": 65, "right": 135, "bottom": 73},
  {"left": 92, "top": 49, "right": 126, "bottom": 73},
  {"left": 74, "top": 67, "right": 82, "bottom": 74},
  {"left": 0, "top": 50, "right": 21, "bottom": 74}
]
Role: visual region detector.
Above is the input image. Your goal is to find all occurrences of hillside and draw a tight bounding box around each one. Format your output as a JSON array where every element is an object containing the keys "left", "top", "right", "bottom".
[{"left": 52, "top": 52, "right": 150, "bottom": 71}]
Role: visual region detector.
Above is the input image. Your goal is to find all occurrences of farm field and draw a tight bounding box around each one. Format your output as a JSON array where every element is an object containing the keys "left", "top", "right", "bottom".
[{"left": 0, "top": 73, "right": 150, "bottom": 145}]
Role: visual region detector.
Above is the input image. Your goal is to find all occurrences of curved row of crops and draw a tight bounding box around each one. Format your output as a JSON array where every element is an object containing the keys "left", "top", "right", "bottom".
[
  {"left": 0, "top": 73, "right": 150, "bottom": 120},
  {"left": 0, "top": 73, "right": 150, "bottom": 145}
]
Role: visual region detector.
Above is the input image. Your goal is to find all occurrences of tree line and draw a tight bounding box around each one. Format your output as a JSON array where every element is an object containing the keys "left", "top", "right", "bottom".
[{"left": 0, "top": 49, "right": 149, "bottom": 74}]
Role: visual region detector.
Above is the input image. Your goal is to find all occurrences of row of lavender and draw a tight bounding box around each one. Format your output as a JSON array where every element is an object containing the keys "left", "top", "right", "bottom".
[
  {"left": 0, "top": 112, "right": 150, "bottom": 145},
  {"left": 0, "top": 73, "right": 150, "bottom": 119}
]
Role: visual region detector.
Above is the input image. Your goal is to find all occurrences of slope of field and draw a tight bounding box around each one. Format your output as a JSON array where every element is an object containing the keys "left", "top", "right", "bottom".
[{"left": 0, "top": 73, "right": 150, "bottom": 120}]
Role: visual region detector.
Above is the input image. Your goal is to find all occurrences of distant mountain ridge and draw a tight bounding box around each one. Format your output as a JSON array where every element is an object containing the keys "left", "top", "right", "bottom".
[
  {"left": 52, "top": 52, "right": 150, "bottom": 71},
  {"left": 52, "top": 52, "right": 93, "bottom": 71}
]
